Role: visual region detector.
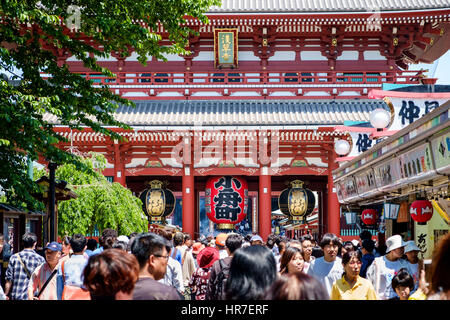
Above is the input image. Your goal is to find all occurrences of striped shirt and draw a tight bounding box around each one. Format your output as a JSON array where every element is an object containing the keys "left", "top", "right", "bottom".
[
  {"left": 28, "top": 262, "right": 58, "bottom": 300},
  {"left": 5, "top": 249, "right": 45, "bottom": 300}
]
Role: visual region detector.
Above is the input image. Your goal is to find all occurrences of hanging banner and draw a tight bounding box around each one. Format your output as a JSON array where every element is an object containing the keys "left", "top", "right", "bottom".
[{"left": 214, "top": 28, "right": 238, "bottom": 69}]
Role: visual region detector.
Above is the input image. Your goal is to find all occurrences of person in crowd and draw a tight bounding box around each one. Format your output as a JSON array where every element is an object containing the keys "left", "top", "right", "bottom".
[
  {"left": 250, "top": 234, "right": 264, "bottom": 246},
  {"left": 91, "top": 228, "right": 117, "bottom": 256},
  {"left": 84, "top": 238, "right": 98, "bottom": 257},
  {"left": 427, "top": 232, "right": 450, "bottom": 300},
  {"left": 4, "top": 233, "right": 45, "bottom": 300},
  {"left": 127, "top": 232, "right": 139, "bottom": 253},
  {"left": 215, "top": 233, "right": 229, "bottom": 259},
  {"left": 390, "top": 268, "right": 415, "bottom": 300},
  {"left": 171, "top": 232, "right": 184, "bottom": 265},
  {"left": 307, "top": 233, "right": 343, "bottom": 296},
  {"left": 340, "top": 241, "right": 356, "bottom": 257},
  {"left": 189, "top": 246, "right": 219, "bottom": 300},
  {"left": 0, "top": 233, "right": 12, "bottom": 280},
  {"left": 242, "top": 234, "right": 252, "bottom": 248},
  {"left": 225, "top": 245, "right": 277, "bottom": 300},
  {"left": 182, "top": 233, "right": 194, "bottom": 252},
  {"left": 158, "top": 230, "right": 184, "bottom": 294},
  {"left": 27, "top": 242, "right": 62, "bottom": 300},
  {"left": 403, "top": 240, "right": 422, "bottom": 293},
  {"left": 330, "top": 250, "right": 377, "bottom": 300},
  {"left": 178, "top": 232, "right": 196, "bottom": 300},
  {"left": 360, "top": 239, "right": 376, "bottom": 278},
  {"left": 59, "top": 236, "right": 72, "bottom": 262},
  {"left": 279, "top": 246, "right": 304, "bottom": 275},
  {"left": 131, "top": 232, "right": 181, "bottom": 300},
  {"left": 264, "top": 272, "right": 329, "bottom": 300},
  {"left": 300, "top": 235, "right": 315, "bottom": 274},
  {"left": 274, "top": 241, "right": 286, "bottom": 272},
  {"left": 311, "top": 239, "right": 324, "bottom": 258},
  {"left": 366, "top": 234, "right": 409, "bottom": 300},
  {"left": 83, "top": 248, "right": 139, "bottom": 300},
  {"left": 286, "top": 239, "right": 302, "bottom": 250},
  {"left": 206, "top": 233, "right": 243, "bottom": 300},
  {"left": 112, "top": 241, "right": 128, "bottom": 251},
  {"left": 56, "top": 233, "right": 89, "bottom": 300},
  {"left": 192, "top": 242, "right": 205, "bottom": 269}
]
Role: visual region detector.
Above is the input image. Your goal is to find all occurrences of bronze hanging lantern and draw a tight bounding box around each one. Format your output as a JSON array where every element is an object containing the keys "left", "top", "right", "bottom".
[
  {"left": 278, "top": 180, "right": 315, "bottom": 223},
  {"left": 139, "top": 180, "right": 175, "bottom": 225}
]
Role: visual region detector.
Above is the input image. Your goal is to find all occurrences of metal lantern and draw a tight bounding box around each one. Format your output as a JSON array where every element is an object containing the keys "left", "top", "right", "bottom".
[
  {"left": 205, "top": 176, "right": 248, "bottom": 230},
  {"left": 139, "top": 180, "right": 175, "bottom": 225},
  {"left": 383, "top": 203, "right": 400, "bottom": 220},
  {"left": 361, "top": 209, "right": 377, "bottom": 225},
  {"left": 410, "top": 200, "right": 433, "bottom": 225},
  {"left": 278, "top": 180, "right": 315, "bottom": 223}
]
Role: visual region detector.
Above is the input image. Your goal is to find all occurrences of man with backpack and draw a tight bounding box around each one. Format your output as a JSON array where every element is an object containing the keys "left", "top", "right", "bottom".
[{"left": 206, "top": 233, "right": 242, "bottom": 300}]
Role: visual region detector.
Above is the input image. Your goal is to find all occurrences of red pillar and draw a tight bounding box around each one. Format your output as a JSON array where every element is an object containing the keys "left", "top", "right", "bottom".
[
  {"left": 327, "top": 152, "right": 340, "bottom": 236},
  {"left": 259, "top": 167, "right": 272, "bottom": 242},
  {"left": 182, "top": 165, "right": 195, "bottom": 239},
  {"left": 114, "top": 142, "right": 126, "bottom": 187}
]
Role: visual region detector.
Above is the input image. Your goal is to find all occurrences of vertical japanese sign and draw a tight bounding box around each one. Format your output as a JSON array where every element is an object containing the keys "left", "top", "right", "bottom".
[{"left": 214, "top": 28, "right": 238, "bottom": 68}]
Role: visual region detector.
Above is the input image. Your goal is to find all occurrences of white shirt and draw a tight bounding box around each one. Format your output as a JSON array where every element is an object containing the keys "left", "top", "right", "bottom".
[
  {"left": 307, "top": 256, "right": 343, "bottom": 296},
  {"left": 366, "top": 256, "right": 409, "bottom": 300},
  {"left": 158, "top": 256, "right": 184, "bottom": 293},
  {"left": 219, "top": 249, "right": 228, "bottom": 259}
]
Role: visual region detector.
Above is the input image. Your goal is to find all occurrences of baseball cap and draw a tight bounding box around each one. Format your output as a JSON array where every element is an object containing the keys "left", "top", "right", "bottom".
[
  {"left": 45, "top": 241, "right": 62, "bottom": 252},
  {"left": 117, "top": 235, "right": 129, "bottom": 244},
  {"left": 404, "top": 240, "right": 421, "bottom": 253},
  {"left": 215, "top": 233, "right": 228, "bottom": 247}
]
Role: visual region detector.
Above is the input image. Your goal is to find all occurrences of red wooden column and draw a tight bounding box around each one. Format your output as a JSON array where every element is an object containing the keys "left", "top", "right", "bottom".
[
  {"left": 114, "top": 141, "right": 126, "bottom": 187},
  {"left": 182, "top": 164, "right": 195, "bottom": 239},
  {"left": 259, "top": 167, "right": 272, "bottom": 242},
  {"left": 327, "top": 151, "right": 340, "bottom": 236}
]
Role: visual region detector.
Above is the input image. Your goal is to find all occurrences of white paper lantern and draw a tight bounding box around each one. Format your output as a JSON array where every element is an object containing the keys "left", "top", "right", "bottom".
[
  {"left": 335, "top": 139, "right": 351, "bottom": 156},
  {"left": 369, "top": 108, "right": 391, "bottom": 129},
  {"left": 383, "top": 203, "right": 400, "bottom": 220}
]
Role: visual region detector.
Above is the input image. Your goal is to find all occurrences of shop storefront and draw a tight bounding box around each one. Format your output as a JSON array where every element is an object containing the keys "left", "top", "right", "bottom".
[{"left": 333, "top": 101, "right": 450, "bottom": 258}]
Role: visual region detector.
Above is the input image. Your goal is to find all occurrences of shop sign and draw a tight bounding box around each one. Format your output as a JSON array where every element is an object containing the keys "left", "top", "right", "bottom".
[
  {"left": 373, "top": 156, "right": 402, "bottom": 192},
  {"left": 354, "top": 168, "right": 378, "bottom": 197},
  {"left": 430, "top": 130, "right": 450, "bottom": 175},
  {"left": 398, "top": 143, "right": 435, "bottom": 180},
  {"left": 386, "top": 98, "right": 448, "bottom": 131}
]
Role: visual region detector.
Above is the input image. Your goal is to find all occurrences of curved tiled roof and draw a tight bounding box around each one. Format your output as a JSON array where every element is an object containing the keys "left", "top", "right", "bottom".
[
  {"left": 208, "top": 0, "right": 450, "bottom": 13},
  {"left": 110, "top": 99, "right": 388, "bottom": 126}
]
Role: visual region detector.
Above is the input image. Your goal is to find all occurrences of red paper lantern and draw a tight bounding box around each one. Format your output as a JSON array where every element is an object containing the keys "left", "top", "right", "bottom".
[
  {"left": 205, "top": 176, "right": 248, "bottom": 230},
  {"left": 361, "top": 209, "right": 377, "bottom": 225},
  {"left": 410, "top": 200, "right": 433, "bottom": 224}
]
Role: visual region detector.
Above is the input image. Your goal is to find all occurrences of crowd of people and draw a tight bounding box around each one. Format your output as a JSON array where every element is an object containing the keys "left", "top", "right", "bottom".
[{"left": 0, "top": 228, "right": 449, "bottom": 300}]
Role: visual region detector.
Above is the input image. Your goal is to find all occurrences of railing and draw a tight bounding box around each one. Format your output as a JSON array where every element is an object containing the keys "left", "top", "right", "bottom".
[{"left": 43, "top": 70, "right": 425, "bottom": 86}]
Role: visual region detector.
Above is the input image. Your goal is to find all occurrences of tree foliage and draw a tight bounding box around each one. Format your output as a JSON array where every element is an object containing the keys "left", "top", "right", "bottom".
[
  {"left": 0, "top": 0, "right": 219, "bottom": 210},
  {"left": 37, "top": 152, "right": 148, "bottom": 237}
]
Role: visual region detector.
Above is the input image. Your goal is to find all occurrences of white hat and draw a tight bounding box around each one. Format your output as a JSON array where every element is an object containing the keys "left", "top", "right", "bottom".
[
  {"left": 386, "top": 235, "right": 405, "bottom": 253},
  {"left": 117, "top": 235, "right": 129, "bottom": 244},
  {"left": 404, "top": 240, "right": 421, "bottom": 253},
  {"left": 250, "top": 235, "right": 263, "bottom": 243},
  {"left": 351, "top": 239, "right": 359, "bottom": 247}
]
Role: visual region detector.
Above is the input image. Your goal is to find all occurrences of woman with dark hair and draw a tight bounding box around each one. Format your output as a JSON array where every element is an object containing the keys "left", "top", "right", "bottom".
[
  {"left": 264, "top": 272, "right": 329, "bottom": 300},
  {"left": 330, "top": 250, "right": 377, "bottom": 300},
  {"left": 83, "top": 248, "right": 139, "bottom": 300},
  {"left": 225, "top": 245, "right": 277, "bottom": 300},
  {"left": 279, "top": 246, "right": 304, "bottom": 275},
  {"left": 390, "top": 268, "right": 414, "bottom": 300}
]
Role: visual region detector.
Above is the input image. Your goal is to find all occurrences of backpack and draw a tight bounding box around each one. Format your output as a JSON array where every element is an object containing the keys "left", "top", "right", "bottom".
[{"left": 214, "top": 259, "right": 230, "bottom": 300}]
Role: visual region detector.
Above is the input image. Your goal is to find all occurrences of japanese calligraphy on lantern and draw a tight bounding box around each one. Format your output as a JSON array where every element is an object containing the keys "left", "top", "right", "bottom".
[
  {"left": 205, "top": 176, "right": 248, "bottom": 229},
  {"left": 214, "top": 28, "right": 238, "bottom": 68},
  {"left": 386, "top": 98, "right": 448, "bottom": 131}
]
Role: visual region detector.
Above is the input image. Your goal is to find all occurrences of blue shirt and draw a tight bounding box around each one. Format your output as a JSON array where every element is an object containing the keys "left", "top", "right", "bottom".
[
  {"left": 360, "top": 253, "right": 375, "bottom": 278},
  {"left": 56, "top": 254, "right": 88, "bottom": 300},
  {"left": 90, "top": 247, "right": 104, "bottom": 256}
]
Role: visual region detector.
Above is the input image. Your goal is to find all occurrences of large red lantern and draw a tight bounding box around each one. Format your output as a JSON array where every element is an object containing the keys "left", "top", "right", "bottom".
[
  {"left": 205, "top": 176, "right": 248, "bottom": 230},
  {"left": 361, "top": 209, "right": 377, "bottom": 225},
  {"left": 410, "top": 200, "right": 433, "bottom": 225}
]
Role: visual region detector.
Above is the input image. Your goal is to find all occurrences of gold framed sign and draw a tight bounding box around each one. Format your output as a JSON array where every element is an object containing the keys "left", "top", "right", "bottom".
[{"left": 214, "top": 28, "right": 238, "bottom": 68}]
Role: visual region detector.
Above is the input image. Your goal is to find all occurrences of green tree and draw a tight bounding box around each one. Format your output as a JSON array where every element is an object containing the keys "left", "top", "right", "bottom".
[
  {"left": 42, "top": 152, "right": 148, "bottom": 237},
  {"left": 0, "top": 0, "right": 220, "bottom": 210}
]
